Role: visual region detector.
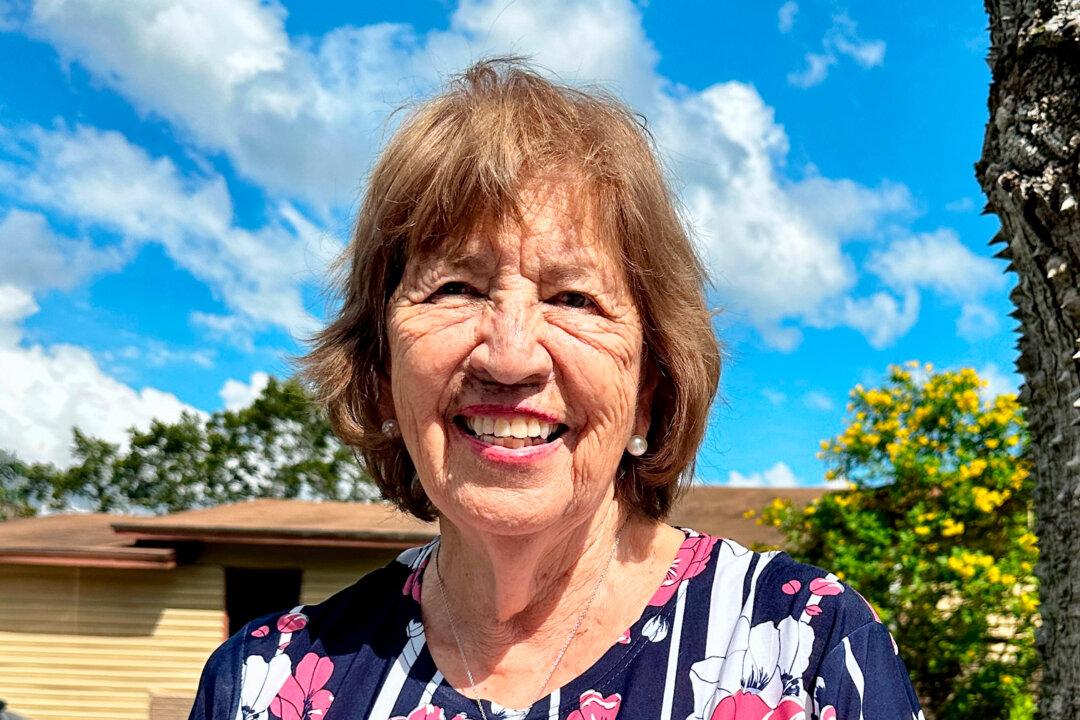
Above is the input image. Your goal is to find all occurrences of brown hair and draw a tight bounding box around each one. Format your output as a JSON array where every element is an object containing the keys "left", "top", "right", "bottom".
[{"left": 300, "top": 58, "right": 720, "bottom": 521}]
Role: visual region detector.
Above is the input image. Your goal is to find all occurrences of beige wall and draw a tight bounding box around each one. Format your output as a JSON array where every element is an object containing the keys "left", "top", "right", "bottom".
[
  {"left": 0, "top": 545, "right": 399, "bottom": 720},
  {"left": 0, "top": 564, "right": 224, "bottom": 720}
]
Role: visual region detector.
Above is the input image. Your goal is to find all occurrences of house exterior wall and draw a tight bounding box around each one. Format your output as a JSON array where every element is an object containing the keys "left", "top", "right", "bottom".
[
  {"left": 0, "top": 545, "right": 402, "bottom": 720},
  {"left": 0, "top": 563, "right": 224, "bottom": 720}
]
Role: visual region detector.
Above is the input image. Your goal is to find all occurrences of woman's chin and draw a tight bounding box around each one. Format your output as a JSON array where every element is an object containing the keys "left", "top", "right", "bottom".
[{"left": 437, "top": 480, "right": 580, "bottom": 537}]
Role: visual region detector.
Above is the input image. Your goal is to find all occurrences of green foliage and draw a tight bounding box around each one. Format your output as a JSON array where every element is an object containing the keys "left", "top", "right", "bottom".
[
  {"left": 758, "top": 362, "right": 1039, "bottom": 720},
  {"left": 0, "top": 376, "right": 376, "bottom": 515}
]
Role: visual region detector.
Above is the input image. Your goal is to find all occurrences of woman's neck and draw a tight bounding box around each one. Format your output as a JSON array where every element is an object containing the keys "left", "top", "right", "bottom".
[
  {"left": 433, "top": 496, "right": 626, "bottom": 644},
  {"left": 422, "top": 503, "right": 687, "bottom": 708}
]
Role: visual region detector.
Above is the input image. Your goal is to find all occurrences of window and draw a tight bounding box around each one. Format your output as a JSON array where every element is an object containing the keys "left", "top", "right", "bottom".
[{"left": 225, "top": 567, "right": 302, "bottom": 636}]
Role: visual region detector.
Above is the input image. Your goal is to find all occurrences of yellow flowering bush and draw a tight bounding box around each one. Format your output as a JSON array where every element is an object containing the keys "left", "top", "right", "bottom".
[{"left": 759, "top": 362, "right": 1038, "bottom": 720}]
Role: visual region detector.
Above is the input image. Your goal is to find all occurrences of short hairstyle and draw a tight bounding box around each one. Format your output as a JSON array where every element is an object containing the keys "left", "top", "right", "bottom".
[{"left": 301, "top": 58, "right": 721, "bottom": 521}]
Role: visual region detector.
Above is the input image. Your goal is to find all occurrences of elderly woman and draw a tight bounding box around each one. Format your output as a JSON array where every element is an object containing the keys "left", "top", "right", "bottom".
[{"left": 189, "top": 60, "right": 922, "bottom": 720}]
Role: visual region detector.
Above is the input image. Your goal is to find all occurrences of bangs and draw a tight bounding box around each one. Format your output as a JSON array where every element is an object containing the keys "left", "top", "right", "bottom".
[{"left": 370, "top": 62, "right": 638, "bottom": 260}]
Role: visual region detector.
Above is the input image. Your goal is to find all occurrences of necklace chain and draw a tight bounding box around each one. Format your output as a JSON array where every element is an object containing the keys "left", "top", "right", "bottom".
[{"left": 431, "top": 524, "right": 624, "bottom": 720}]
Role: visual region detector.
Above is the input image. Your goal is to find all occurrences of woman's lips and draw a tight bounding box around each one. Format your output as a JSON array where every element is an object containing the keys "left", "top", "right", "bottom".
[{"left": 452, "top": 414, "right": 566, "bottom": 465}]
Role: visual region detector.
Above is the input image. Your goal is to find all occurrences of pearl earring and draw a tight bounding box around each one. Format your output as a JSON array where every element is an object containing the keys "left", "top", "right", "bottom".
[
  {"left": 381, "top": 419, "right": 398, "bottom": 435},
  {"left": 627, "top": 434, "right": 648, "bottom": 457}
]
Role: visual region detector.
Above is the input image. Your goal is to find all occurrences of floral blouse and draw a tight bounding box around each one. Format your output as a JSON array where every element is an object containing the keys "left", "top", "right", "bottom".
[{"left": 189, "top": 529, "right": 924, "bottom": 720}]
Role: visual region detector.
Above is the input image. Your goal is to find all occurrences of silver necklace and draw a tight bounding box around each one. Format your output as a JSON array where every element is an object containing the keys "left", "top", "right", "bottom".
[{"left": 431, "top": 524, "right": 624, "bottom": 720}]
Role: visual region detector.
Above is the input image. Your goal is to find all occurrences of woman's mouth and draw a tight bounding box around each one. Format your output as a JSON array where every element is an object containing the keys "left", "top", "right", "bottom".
[{"left": 453, "top": 414, "right": 569, "bottom": 449}]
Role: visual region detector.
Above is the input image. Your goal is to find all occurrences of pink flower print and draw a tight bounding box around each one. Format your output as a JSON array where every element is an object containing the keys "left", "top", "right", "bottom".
[
  {"left": 770, "top": 697, "right": 806, "bottom": 720},
  {"left": 709, "top": 692, "right": 805, "bottom": 720},
  {"left": 270, "top": 652, "right": 335, "bottom": 720},
  {"left": 649, "top": 533, "right": 718, "bottom": 606},
  {"left": 390, "top": 705, "right": 469, "bottom": 720},
  {"left": 709, "top": 691, "right": 772, "bottom": 720},
  {"left": 403, "top": 554, "right": 429, "bottom": 603},
  {"left": 819, "top": 706, "right": 837, "bottom": 720},
  {"left": 617, "top": 627, "right": 631, "bottom": 644},
  {"left": 568, "top": 690, "right": 621, "bottom": 720},
  {"left": 804, "top": 604, "right": 822, "bottom": 617},
  {"left": 781, "top": 580, "right": 802, "bottom": 595},
  {"left": 277, "top": 612, "right": 309, "bottom": 633},
  {"left": 251, "top": 625, "right": 270, "bottom": 638},
  {"left": 808, "top": 578, "right": 843, "bottom": 597}
]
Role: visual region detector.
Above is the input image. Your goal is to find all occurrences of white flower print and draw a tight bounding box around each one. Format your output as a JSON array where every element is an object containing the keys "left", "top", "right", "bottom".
[
  {"left": 688, "top": 615, "right": 815, "bottom": 720},
  {"left": 236, "top": 653, "right": 293, "bottom": 720},
  {"left": 643, "top": 615, "right": 670, "bottom": 643}
]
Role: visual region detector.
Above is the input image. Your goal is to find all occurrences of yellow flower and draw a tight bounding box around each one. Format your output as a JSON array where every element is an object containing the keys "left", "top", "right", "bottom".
[
  {"left": 1018, "top": 532, "right": 1038, "bottom": 551},
  {"left": 1020, "top": 593, "right": 1039, "bottom": 613},
  {"left": 742, "top": 509, "right": 756, "bottom": 519},
  {"left": 972, "top": 486, "right": 1010, "bottom": 513},
  {"left": 914, "top": 525, "right": 930, "bottom": 537},
  {"left": 941, "top": 518, "right": 965, "bottom": 537},
  {"left": 988, "top": 566, "right": 1001, "bottom": 583},
  {"left": 1002, "top": 675, "right": 1013, "bottom": 685},
  {"left": 985, "top": 438, "right": 1000, "bottom": 449},
  {"left": 1001, "top": 574, "right": 1017, "bottom": 585}
]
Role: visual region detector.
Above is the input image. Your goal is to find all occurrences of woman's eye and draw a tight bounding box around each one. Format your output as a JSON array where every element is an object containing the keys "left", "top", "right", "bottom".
[
  {"left": 550, "top": 291, "right": 597, "bottom": 311},
  {"left": 430, "top": 281, "right": 478, "bottom": 299}
]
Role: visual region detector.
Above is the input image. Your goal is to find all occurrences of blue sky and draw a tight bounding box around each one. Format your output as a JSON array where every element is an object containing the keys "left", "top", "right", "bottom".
[{"left": 0, "top": 0, "right": 1017, "bottom": 487}]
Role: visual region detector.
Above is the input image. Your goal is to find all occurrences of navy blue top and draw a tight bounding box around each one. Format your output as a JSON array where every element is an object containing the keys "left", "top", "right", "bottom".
[{"left": 189, "top": 530, "right": 923, "bottom": 720}]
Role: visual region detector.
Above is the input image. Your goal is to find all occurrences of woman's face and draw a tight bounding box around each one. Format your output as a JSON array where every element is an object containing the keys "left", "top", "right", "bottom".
[{"left": 386, "top": 183, "right": 649, "bottom": 536}]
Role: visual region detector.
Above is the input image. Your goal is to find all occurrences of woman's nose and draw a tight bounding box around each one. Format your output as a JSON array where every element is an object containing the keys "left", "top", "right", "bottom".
[{"left": 469, "top": 300, "right": 553, "bottom": 387}]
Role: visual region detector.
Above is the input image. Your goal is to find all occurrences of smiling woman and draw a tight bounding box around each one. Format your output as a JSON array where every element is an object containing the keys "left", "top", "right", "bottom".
[{"left": 187, "top": 58, "right": 923, "bottom": 720}]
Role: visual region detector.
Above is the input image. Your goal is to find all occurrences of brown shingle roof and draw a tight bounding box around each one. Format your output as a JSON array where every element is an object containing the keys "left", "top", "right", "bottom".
[
  {"left": 669, "top": 485, "right": 827, "bottom": 547},
  {"left": 0, "top": 486, "right": 828, "bottom": 567},
  {"left": 0, "top": 514, "right": 175, "bottom": 569},
  {"left": 111, "top": 498, "right": 437, "bottom": 547}
]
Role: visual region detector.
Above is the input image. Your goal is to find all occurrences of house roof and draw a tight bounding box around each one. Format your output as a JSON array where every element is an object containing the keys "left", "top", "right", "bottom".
[
  {"left": 0, "top": 486, "right": 828, "bottom": 568},
  {"left": 111, "top": 498, "right": 437, "bottom": 548},
  {"left": 0, "top": 513, "right": 176, "bottom": 569}
]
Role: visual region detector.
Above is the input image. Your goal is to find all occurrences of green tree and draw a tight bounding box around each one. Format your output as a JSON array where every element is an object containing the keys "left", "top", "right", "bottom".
[
  {"left": 0, "top": 450, "right": 52, "bottom": 520},
  {"left": 759, "top": 363, "right": 1038, "bottom": 720},
  {"left": 0, "top": 376, "right": 376, "bottom": 515}
]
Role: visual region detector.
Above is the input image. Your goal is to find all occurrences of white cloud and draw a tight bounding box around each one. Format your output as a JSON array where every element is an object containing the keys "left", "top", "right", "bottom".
[
  {"left": 866, "top": 229, "right": 1006, "bottom": 343},
  {"left": 827, "top": 14, "right": 885, "bottom": 68},
  {"left": 19, "top": 0, "right": 928, "bottom": 349},
  {"left": 0, "top": 284, "right": 199, "bottom": 467},
  {"left": 778, "top": 1, "right": 798, "bottom": 33},
  {"left": 786, "top": 12, "right": 885, "bottom": 88},
  {"left": 0, "top": 208, "right": 128, "bottom": 293},
  {"left": 726, "top": 461, "right": 801, "bottom": 487},
  {"left": 945, "top": 197, "right": 976, "bottom": 213},
  {"left": 956, "top": 302, "right": 1001, "bottom": 341},
  {"left": 816, "top": 289, "right": 920, "bottom": 350},
  {"left": 802, "top": 391, "right": 834, "bottom": 411},
  {"left": 220, "top": 371, "right": 270, "bottom": 411},
  {"left": 787, "top": 52, "right": 835, "bottom": 88},
  {"left": 1, "top": 123, "right": 328, "bottom": 339},
  {"left": 868, "top": 228, "right": 1004, "bottom": 301},
  {"left": 653, "top": 83, "right": 914, "bottom": 348},
  {"left": 977, "top": 362, "right": 1020, "bottom": 402},
  {"left": 762, "top": 388, "right": 787, "bottom": 406},
  {"left": 26, "top": 0, "right": 661, "bottom": 206}
]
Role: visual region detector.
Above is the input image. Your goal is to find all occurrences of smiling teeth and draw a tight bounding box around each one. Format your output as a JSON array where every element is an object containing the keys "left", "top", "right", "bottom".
[{"left": 466, "top": 415, "right": 554, "bottom": 439}]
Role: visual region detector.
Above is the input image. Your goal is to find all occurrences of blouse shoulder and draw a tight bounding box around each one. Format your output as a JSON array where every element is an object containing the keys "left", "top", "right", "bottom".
[
  {"left": 745, "top": 550, "right": 923, "bottom": 719},
  {"left": 187, "top": 544, "right": 429, "bottom": 720}
]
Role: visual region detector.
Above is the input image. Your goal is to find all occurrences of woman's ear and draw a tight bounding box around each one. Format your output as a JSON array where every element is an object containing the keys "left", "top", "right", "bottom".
[
  {"left": 376, "top": 368, "right": 395, "bottom": 424},
  {"left": 634, "top": 362, "right": 658, "bottom": 438}
]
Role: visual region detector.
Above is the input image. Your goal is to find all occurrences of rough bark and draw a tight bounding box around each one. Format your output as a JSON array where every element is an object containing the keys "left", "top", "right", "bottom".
[{"left": 977, "top": 1, "right": 1080, "bottom": 717}]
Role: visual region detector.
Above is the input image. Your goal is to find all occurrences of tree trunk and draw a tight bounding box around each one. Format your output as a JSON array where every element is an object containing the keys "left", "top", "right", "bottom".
[{"left": 977, "top": 2, "right": 1080, "bottom": 717}]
